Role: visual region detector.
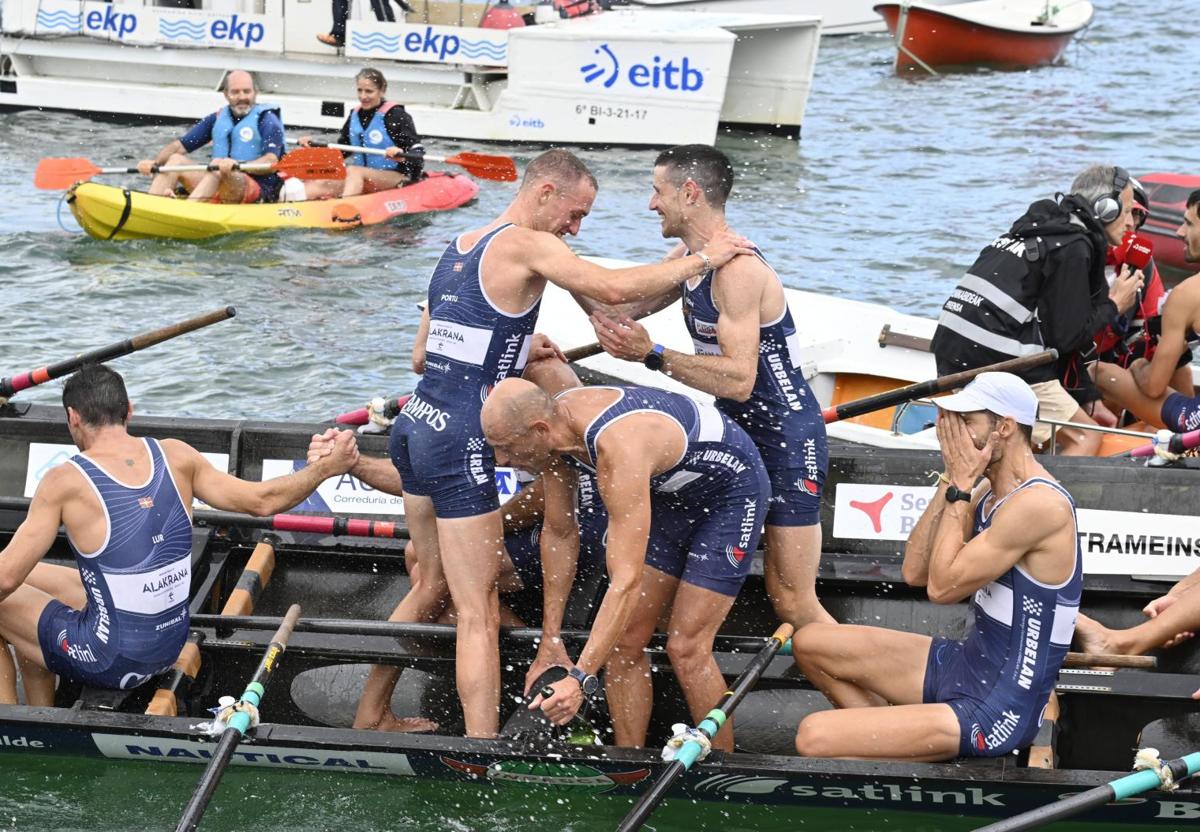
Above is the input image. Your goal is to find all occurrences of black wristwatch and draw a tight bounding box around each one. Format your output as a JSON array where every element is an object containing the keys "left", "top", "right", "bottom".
[
  {"left": 944, "top": 485, "right": 972, "bottom": 503},
  {"left": 568, "top": 666, "right": 600, "bottom": 697},
  {"left": 643, "top": 344, "right": 666, "bottom": 372}
]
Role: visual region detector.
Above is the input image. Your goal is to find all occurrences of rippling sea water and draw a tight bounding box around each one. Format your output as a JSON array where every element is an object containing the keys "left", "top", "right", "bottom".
[{"left": 1, "top": 1, "right": 1198, "bottom": 828}]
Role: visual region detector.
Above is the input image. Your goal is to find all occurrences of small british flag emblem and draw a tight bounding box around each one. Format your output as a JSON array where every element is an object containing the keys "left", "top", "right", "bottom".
[
  {"left": 138, "top": 497, "right": 154, "bottom": 509},
  {"left": 453, "top": 262, "right": 464, "bottom": 272}
]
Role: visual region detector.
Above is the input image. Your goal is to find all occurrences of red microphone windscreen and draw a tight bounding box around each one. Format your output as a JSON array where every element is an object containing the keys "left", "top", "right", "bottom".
[{"left": 1126, "top": 234, "right": 1154, "bottom": 271}]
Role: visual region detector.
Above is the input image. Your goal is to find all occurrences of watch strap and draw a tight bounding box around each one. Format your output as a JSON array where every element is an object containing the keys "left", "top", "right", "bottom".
[{"left": 945, "top": 485, "right": 972, "bottom": 503}]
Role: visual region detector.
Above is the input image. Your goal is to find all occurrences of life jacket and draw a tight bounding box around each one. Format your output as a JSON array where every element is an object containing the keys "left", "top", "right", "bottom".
[
  {"left": 348, "top": 102, "right": 400, "bottom": 171},
  {"left": 553, "top": 0, "right": 600, "bottom": 18},
  {"left": 211, "top": 104, "right": 280, "bottom": 163},
  {"left": 932, "top": 196, "right": 1105, "bottom": 385}
]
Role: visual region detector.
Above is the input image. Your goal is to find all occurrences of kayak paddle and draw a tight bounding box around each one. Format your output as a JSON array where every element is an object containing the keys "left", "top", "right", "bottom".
[
  {"left": 34, "top": 147, "right": 345, "bottom": 190},
  {"left": 294, "top": 138, "right": 518, "bottom": 182},
  {"left": 822, "top": 349, "right": 1059, "bottom": 424},
  {"left": 615, "top": 622, "right": 795, "bottom": 832},
  {"left": 971, "top": 749, "right": 1200, "bottom": 832},
  {"left": 0, "top": 307, "right": 235, "bottom": 400},
  {"left": 175, "top": 603, "right": 301, "bottom": 832}
]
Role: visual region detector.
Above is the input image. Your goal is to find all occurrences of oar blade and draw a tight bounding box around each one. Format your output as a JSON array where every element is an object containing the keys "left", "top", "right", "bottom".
[
  {"left": 34, "top": 157, "right": 103, "bottom": 190},
  {"left": 445, "top": 152, "right": 518, "bottom": 182},
  {"left": 276, "top": 147, "right": 346, "bottom": 181}
]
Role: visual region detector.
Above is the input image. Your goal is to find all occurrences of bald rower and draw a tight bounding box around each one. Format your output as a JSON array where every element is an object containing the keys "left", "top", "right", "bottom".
[
  {"left": 481, "top": 378, "right": 770, "bottom": 751},
  {"left": 356, "top": 149, "right": 753, "bottom": 738}
]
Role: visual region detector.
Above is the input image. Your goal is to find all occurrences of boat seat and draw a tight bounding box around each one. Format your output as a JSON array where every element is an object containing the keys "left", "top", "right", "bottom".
[{"left": 1138, "top": 714, "right": 1200, "bottom": 761}]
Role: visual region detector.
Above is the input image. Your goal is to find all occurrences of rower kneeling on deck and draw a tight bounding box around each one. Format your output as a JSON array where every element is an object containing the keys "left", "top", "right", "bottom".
[
  {"left": 482, "top": 378, "right": 770, "bottom": 752},
  {"left": 0, "top": 365, "right": 360, "bottom": 706},
  {"left": 793, "top": 373, "right": 1082, "bottom": 761},
  {"left": 136, "top": 69, "right": 286, "bottom": 205}
]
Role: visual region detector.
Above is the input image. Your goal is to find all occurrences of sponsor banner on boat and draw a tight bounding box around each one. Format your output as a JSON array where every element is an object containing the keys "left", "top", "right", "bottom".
[
  {"left": 91, "top": 733, "right": 416, "bottom": 774},
  {"left": 833, "top": 483, "right": 1199, "bottom": 578},
  {"left": 23, "top": 443, "right": 229, "bottom": 509},
  {"left": 260, "top": 460, "right": 527, "bottom": 517},
  {"left": 346, "top": 21, "right": 509, "bottom": 67}
]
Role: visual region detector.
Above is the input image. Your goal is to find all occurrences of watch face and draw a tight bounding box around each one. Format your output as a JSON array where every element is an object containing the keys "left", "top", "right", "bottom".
[
  {"left": 581, "top": 675, "right": 599, "bottom": 696},
  {"left": 644, "top": 352, "right": 663, "bottom": 371}
]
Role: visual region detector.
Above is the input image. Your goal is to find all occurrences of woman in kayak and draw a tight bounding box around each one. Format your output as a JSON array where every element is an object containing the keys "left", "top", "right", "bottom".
[{"left": 296, "top": 68, "right": 424, "bottom": 199}]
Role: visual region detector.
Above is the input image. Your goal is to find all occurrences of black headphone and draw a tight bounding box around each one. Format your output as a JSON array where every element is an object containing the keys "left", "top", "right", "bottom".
[{"left": 1092, "top": 166, "right": 1130, "bottom": 225}]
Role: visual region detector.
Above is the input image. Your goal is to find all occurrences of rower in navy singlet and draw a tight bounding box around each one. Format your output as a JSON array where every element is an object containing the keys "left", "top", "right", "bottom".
[
  {"left": 558, "top": 385, "right": 769, "bottom": 595},
  {"left": 390, "top": 222, "right": 540, "bottom": 519},
  {"left": 37, "top": 438, "right": 193, "bottom": 689},
  {"left": 0, "top": 365, "right": 359, "bottom": 706},
  {"left": 923, "top": 477, "right": 1082, "bottom": 756},
  {"left": 683, "top": 247, "right": 827, "bottom": 525}
]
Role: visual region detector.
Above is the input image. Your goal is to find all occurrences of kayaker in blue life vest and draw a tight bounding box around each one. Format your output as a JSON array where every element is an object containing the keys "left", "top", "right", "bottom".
[
  {"left": 296, "top": 68, "right": 423, "bottom": 200},
  {"left": 792, "top": 373, "right": 1083, "bottom": 761},
  {"left": 0, "top": 365, "right": 359, "bottom": 707},
  {"left": 136, "top": 69, "right": 285, "bottom": 204}
]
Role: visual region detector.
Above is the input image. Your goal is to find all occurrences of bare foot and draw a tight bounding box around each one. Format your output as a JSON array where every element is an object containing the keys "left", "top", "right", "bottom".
[
  {"left": 1073, "top": 614, "right": 1119, "bottom": 655},
  {"left": 365, "top": 711, "right": 439, "bottom": 733}
]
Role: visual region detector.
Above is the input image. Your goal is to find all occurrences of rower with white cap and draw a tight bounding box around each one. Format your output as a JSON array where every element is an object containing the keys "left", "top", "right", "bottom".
[{"left": 790, "top": 373, "right": 1084, "bottom": 762}]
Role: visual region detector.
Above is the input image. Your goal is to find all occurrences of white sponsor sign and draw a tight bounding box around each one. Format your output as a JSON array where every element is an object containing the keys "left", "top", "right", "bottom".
[
  {"left": 345, "top": 21, "right": 508, "bottom": 67},
  {"left": 261, "top": 459, "right": 526, "bottom": 518},
  {"left": 92, "top": 733, "right": 416, "bottom": 775},
  {"left": 24, "top": 443, "right": 229, "bottom": 509},
  {"left": 425, "top": 320, "right": 493, "bottom": 367},
  {"left": 105, "top": 556, "right": 190, "bottom": 615},
  {"left": 833, "top": 483, "right": 1200, "bottom": 578}
]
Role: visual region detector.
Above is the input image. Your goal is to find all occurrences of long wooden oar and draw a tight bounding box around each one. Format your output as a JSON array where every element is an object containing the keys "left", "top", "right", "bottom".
[
  {"left": 0, "top": 307, "right": 235, "bottom": 399},
  {"left": 0, "top": 497, "right": 409, "bottom": 541},
  {"left": 971, "top": 751, "right": 1200, "bottom": 832},
  {"left": 616, "top": 622, "right": 794, "bottom": 832},
  {"left": 34, "top": 147, "right": 345, "bottom": 190},
  {"left": 821, "top": 349, "right": 1059, "bottom": 424},
  {"left": 296, "top": 138, "right": 517, "bottom": 182},
  {"left": 175, "top": 604, "right": 301, "bottom": 832},
  {"left": 333, "top": 341, "right": 604, "bottom": 426}
]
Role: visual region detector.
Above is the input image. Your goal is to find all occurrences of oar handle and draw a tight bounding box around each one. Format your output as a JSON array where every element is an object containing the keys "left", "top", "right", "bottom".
[
  {"left": 821, "top": 349, "right": 1058, "bottom": 424},
  {"left": 563, "top": 342, "right": 603, "bottom": 362},
  {"left": 1, "top": 307, "right": 236, "bottom": 398},
  {"left": 1125, "top": 427, "right": 1200, "bottom": 459},
  {"left": 1062, "top": 651, "right": 1156, "bottom": 670}
]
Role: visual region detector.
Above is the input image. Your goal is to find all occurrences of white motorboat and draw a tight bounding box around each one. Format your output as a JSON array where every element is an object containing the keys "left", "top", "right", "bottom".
[{"left": 618, "top": 0, "right": 886, "bottom": 35}]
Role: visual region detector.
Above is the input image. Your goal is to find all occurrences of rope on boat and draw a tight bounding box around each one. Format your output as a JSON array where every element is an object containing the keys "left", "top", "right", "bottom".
[{"left": 55, "top": 190, "right": 83, "bottom": 234}]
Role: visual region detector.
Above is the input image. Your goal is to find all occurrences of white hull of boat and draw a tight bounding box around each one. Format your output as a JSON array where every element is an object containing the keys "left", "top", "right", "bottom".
[{"left": 622, "top": 0, "right": 887, "bottom": 35}]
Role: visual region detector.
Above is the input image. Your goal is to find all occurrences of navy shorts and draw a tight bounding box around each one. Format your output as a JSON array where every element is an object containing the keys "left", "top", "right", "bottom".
[
  {"left": 923, "top": 637, "right": 1047, "bottom": 757},
  {"left": 646, "top": 464, "right": 770, "bottom": 597},
  {"left": 1161, "top": 393, "right": 1200, "bottom": 433},
  {"left": 737, "top": 409, "right": 828, "bottom": 527},
  {"left": 38, "top": 600, "right": 173, "bottom": 690},
  {"left": 504, "top": 520, "right": 609, "bottom": 594},
  {"left": 389, "top": 393, "right": 498, "bottom": 519}
]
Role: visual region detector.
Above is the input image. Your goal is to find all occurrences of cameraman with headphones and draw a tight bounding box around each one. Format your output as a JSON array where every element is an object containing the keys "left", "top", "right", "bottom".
[{"left": 931, "top": 164, "right": 1144, "bottom": 455}]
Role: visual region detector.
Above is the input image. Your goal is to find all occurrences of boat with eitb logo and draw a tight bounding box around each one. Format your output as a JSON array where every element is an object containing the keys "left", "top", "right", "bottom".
[
  {"left": 0, "top": 0, "right": 821, "bottom": 146},
  {"left": 0, "top": 394, "right": 1197, "bottom": 828}
]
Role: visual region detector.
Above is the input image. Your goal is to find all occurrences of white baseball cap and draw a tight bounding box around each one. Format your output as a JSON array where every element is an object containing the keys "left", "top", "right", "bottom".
[{"left": 935, "top": 372, "right": 1039, "bottom": 426}]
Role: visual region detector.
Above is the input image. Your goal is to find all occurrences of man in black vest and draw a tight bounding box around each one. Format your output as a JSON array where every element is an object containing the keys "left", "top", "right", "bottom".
[{"left": 931, "top": 165, "right": 1144, "bottom": 455}]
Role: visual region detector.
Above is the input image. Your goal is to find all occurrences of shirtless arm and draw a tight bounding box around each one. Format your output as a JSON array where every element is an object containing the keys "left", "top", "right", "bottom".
[
  {"left": 171, "top": 431, "right": 359, "bottom": 517},
  {"left": 0, "top": 468, "right": 68, "bottom": 599},
  {"left": 412, "top": 305, "right": 430, "bottom": 375},
  {"left": 519, "top": 228, "right": 752, "bottom": 306},
  {"left": 902, "top": 480, "right": 977, "bottom": 586},
  {"left": 1133, "top": 284, "right": 1196, "bottom": 398},
  {"left": 526, "top": 462, "right": 580, "bottom": 691},
  {"left": 592, "top": 255, "right": 764, "bottom": 401}
]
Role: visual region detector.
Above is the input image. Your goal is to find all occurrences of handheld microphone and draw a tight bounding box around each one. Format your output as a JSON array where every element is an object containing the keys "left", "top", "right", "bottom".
[{"left": 1125, "top": 232, "right": 1153, "bottom": 272}]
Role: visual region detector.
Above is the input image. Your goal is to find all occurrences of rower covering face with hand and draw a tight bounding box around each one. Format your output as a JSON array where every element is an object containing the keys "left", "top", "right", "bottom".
[
  {"left": 352, "top": 149, "right": 754, "bottom": 740},
  {"left": 791, "top": 372, "right": 1083, "bottom": 762},
  {"left": 0, "top": 365, "right": 359, "bottom": 707},
  {"left": 481, "top": 377, "right": 770, "bottom": 752}
]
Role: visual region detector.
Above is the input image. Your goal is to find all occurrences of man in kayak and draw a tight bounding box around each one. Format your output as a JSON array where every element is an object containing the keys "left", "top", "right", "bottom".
[
  {"left": 355, "top": 149, "right": 754, "bottom": 738},
  {"left": 791, "top": 373, "right": 1082, "bottom": 761},
  {"left": 0, "top": 364, "right": 359, "bottom": 706},
  {"left": 481, "top": 377, "right": 770, "bottom": 751},
  {"left": 586, "top": 144, "right": 834, "bottom": 630},
  {"left": 932, "top": 165, "right": 1145, "bottom": 455},
  {"left": 136, "top": 69, "right": 285, "bottom": 204},
  {"left": 297, "top": 67, "right": 424, "bottom": 200},
  {"left": 1094, "top": 190, "right": 1200, "bottom": 430}
]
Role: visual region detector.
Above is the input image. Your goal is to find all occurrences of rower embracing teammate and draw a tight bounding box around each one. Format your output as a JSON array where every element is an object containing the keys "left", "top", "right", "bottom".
[
  {"left": 0, "top": 365, "right": 359, "bottom": 706},
  {"left": 589, "top": 144, "right": 833, "bottom": 629},
  {"left": 355, "top": 149, "right": 753, "bottom": 738}
]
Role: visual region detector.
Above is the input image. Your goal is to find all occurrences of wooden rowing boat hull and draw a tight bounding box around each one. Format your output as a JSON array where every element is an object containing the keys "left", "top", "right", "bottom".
[{"left": 65, "top": 173, "right": 480, "bottom": 241}]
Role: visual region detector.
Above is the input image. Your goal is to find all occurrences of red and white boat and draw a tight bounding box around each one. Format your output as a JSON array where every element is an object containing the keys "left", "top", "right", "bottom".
[{"left": 873, "top": 0, "right": 1094, "bottom": 73}]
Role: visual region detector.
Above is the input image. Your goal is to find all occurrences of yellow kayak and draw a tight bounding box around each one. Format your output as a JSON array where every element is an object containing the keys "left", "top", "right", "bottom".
[{"left": 66, "top": 173, "right": 480, "bottom": 241}]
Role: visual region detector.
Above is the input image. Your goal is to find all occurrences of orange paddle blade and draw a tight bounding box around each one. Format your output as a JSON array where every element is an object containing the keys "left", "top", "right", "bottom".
[
  {"left": 275, "top": 147, "right": 346, "bottom": 181},
  {"left": 34, "top": 157, "right": 104, "bottom": 190},
  {"left": 445, "top": 152, "right": 518, "bottom": 182}
]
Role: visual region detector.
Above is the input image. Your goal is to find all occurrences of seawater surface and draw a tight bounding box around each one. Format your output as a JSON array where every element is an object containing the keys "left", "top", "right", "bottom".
[{"left": 1, "top": 1, "right": 1197, "bottom": 828}]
